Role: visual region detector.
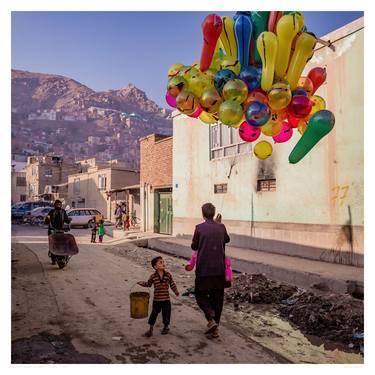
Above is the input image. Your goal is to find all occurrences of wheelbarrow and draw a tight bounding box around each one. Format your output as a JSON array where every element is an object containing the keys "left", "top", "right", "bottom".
[{"left": 48, "top": 231, "right": 79, "bottom": 269}]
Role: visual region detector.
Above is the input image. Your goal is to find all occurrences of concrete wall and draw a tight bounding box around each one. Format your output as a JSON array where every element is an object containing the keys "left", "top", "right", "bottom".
[
  {"left": 172, "top": 18, "right": 364, "bottom": 264},
  {"left": 11, "top": 171, "right": 26, "bottom": 204}
]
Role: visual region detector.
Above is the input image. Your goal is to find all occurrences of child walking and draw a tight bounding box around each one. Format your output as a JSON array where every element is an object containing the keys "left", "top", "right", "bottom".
[
  {"left": 138, "top": 256, "right": 179, "bottom": 337},
  {"left": 90, "top": 216, "right": 97, "bottom": 243},
  {"left": 98, "top": 219, "right": 105, "bottom": 243},
  {"left": 123, "top": 213, "right": 130, "bottom": 231}
]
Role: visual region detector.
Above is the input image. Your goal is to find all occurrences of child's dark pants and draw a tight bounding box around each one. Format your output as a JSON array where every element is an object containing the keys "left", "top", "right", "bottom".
[
  {"left": 91, "top": 232, "right": 96, "bottom": 242},
  {"left": 148, "top": 300, "right": 171, "bottom": 326}
]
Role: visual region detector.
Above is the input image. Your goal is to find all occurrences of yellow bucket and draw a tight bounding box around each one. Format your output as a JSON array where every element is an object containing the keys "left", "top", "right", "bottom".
[{"left": 130, "top": 290, "right": 150, "bottom": 319}]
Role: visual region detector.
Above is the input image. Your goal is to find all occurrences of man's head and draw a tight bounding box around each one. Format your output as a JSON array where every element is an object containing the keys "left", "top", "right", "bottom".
[
  {"left": 151, "top": 256, "right": 165, "bottom": 271},
  {"left": 201, "top": 203, "right": 215, "bottom": 220},
  {"left": 54, "top": 200, "right": 62, "bottom": 210}
]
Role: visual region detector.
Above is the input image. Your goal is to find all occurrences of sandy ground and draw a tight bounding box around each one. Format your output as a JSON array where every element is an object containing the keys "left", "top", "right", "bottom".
[{"left": 11, "top": 226, "right": 284, "bottom": 364}]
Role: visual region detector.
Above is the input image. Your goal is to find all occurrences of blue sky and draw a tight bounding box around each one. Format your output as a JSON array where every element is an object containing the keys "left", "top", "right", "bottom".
[{"left": 12, "top": 11, "right": 363, "bottom": 108}]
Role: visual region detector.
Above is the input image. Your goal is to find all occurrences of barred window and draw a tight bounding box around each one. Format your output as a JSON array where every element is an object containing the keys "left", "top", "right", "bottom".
[
  {"left": 74, "top": 178, "right": 80, "bottom": 195},
  {"left": 210, "top": 123, "right": 251, "bottom": 160},
  {"left": 16, "top": 177, "right": 26, "bottom": 186},
  {"left": 98, "top": 174, "right": 107, "bottom": 190},
  {"left": 257, "top": 179, "right": 276, "bottom": 192},
  {"left": 214, "top": 183, "right": 227, "bottom": 194}
]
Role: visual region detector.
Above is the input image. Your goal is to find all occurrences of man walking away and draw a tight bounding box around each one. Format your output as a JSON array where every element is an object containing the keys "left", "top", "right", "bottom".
[{"left": 190, "top": 203, "right": 230, "bottom": 338}]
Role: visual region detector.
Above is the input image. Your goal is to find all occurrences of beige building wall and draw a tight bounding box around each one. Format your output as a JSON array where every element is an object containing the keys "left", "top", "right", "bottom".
[
  {"left": 67, "top": 167, "right": 139, "bottom": 219},
  {"left": 11, "top": 171, "right": 27, "bottom": 204},
  {"left": 172, "top": 18, "right": 364, "bottom": 265}
]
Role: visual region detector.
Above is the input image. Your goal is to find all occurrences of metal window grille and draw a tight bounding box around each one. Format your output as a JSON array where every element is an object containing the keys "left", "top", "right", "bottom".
[
  {"left": 214, "top": 183, "right": 228, "bottom": 194},
  {"left": 257, "top": 179, "right": 276, "bottom": 192}
]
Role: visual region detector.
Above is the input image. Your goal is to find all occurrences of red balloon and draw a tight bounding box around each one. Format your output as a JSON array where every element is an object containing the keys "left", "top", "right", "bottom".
[
  {"left": 287, "top": 114, "right": 307, "bottom": 128},
  {"left": 200, "top": 14, "right": 223, "bottom": 72},
  {"left": 307, "top": 67, "right": 327, "bottom": 95},
  {"left": 268, "top": 11, "right": 283, "bottom": 32},
  {"left": 238, "top": 121, "right": 261, "bottom": 142},
  {"left": 288, "top": 95, "right": 312, "bottom": 119}
]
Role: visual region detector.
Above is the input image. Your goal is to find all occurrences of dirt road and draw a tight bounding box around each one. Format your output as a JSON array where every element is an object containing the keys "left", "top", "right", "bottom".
[{"left": 11, "top": 227, "right": 284, "bottom": 364}]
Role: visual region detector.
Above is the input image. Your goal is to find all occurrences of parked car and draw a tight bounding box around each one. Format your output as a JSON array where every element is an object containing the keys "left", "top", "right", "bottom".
[
  {"left": 23, "top": 206, "right": 53, "bottom": 225},
  {"left": 12, "top": 201, "right": 53, "bottom": 221},
  {"left": 67, "top": 208, "right": 103, "bottom": 228}
]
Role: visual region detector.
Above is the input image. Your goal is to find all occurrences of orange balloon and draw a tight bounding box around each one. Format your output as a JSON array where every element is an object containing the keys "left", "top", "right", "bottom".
[
  {"left": 243, "top": 89, "right": 268, "bottom": 110},
  {"left": 297, "top": 76, "right": 314, "bottom": 96}
]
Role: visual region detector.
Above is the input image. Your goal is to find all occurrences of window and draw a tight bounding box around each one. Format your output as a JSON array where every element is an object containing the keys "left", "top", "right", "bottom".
[
  {"left": 214, "top": 183, "right": 227, "bottom": 194},
  {"left": 45, "top": 169, "right": 53, "bottom": 177},
  {"left": 32, "top": 166, "right": 37, "bottom": 176},
  {"left": 20, "top": 195, "right": 26, "bottom": 202},
  {"left": 16, "top": 177, "right": 26, "bottom": 186},
  {"left": 257, "top": 179, "right": 276, "bottom": 192},
  {"left": 98, "top": 174, "right": 107, "bottom": 190},
  {"left": 73, "top": 178, "right": 80, "bottom": 195},
  {"left": 209, "top": 123, "right": 251, "bottom": 160}
]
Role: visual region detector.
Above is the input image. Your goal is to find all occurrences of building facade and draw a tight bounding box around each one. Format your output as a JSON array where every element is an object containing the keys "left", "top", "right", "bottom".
[
  {"left": 140, "top": 134, "right": 173, "bottom": 234},
  {"left": 25, "top": 155, "right": 81, "bottom": 202},
  {"left": 11, "top": 161, "right": 27, "bottom": 204},
  {"left": 172, "top": 18, "right": 364, "bottom": 265},
  {"left": 67, "top": 159, "right": 139, "bottom": 220}
]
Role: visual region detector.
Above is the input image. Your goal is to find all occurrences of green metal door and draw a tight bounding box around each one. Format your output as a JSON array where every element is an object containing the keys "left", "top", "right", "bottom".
[{"left": 159, "top": 192, "right": 173, "bottom": 235}]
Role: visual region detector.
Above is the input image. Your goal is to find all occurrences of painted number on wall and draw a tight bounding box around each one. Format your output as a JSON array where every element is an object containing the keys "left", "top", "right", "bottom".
[{"left": 331, "top": 185, "right": 350, "bottom": 206}]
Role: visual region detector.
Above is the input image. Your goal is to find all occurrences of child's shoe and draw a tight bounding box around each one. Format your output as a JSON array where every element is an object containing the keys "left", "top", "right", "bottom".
[{"left": 144, "top": 328, "right": 153, "bottom": 337}]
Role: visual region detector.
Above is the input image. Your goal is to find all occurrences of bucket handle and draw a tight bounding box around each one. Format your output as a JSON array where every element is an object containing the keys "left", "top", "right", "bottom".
[{"left": 130, "top": 282, "right": 150, "bottom": 293}]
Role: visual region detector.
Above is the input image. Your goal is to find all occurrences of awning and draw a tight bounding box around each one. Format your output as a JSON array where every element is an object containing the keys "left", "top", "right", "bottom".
[{"left": 109, "top": 184, "right": 140, "bottom": 193}]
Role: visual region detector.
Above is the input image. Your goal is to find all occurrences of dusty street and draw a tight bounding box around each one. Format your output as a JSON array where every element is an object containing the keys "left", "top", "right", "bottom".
[
  {"left": 11, "top": 225, "right": 284, "bottom": 364},
  {"left": 11, "top": 225, "right": 363, "bottom": 364}
]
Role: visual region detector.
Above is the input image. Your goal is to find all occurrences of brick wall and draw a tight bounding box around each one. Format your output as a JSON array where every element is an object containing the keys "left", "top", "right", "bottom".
[{"left": 140, "top": 134, "right": 172, "bottom": 187}]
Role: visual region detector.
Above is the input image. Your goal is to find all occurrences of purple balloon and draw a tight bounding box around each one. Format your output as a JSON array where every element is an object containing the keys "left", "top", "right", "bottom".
[
  {"left": 188, "top": 106, "right": 203, "bottom": 118},
  {"left": 238, "top": 121, "right": 261, "bottom": 142},
  {"left": 273, "top": 121, "right": 293, "bottom": 143},
  {"left": 245, "top": 100, "right": 271, "bottom": 127},
  {"left": 165, "top": 92, "right": 177, "bottom": 108}
]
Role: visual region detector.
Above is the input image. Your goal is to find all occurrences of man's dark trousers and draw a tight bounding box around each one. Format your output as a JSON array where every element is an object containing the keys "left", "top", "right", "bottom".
[{"left": 195, "top": 288, "right": 224, "bottom": 324}]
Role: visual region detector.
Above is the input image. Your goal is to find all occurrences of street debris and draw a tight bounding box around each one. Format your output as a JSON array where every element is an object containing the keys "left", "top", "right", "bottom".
[
  {"left": 225, "top": 273, "right": 364, "bottom": 354},
  {"left": 278, "top": 291, "right": 364, "bottom": 353},
  {"left": 225, "top": 274, "right": 298, "bottom": 304}
]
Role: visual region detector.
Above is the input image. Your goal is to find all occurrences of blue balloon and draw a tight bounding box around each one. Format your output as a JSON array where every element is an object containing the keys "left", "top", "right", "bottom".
[
  {"left": 214, "top": 69, "right": 237, "bottom": 94},
  {"left": 234, "top": 15, "right": 253, "bottom": 67},
  {"left": 292, "top": 88, "right": 308, "bottom": 97},
  {"left": 245, "top": 100, "right": 271, "bottom": 127},
  {"left": 239, "top": 66, "right": 261, "bottom": 90}
]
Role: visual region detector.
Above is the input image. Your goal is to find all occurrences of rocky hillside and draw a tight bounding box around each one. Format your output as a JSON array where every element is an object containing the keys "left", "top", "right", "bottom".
[{"left": 11, "top": 69, "right": 170, "bottom": 119}]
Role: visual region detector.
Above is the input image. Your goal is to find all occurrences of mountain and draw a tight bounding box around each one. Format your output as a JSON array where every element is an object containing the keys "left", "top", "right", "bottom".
[{"left": 11, "top": 69, "right": 170, "bottom": 119}]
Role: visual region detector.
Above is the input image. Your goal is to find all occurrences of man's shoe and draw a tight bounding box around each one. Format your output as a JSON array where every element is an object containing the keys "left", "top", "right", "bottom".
[
  {"left": 211, "top": 327, "right": 220, "bottom": 338},
  {"left": 51, "top": 261, "right": 56, "bottom": 265},
  {"left": 205, "top": 320, "right": 218, "bottom": 334},
  {"left": 161, "top": 326, "right": 170, "bottom": 335}
]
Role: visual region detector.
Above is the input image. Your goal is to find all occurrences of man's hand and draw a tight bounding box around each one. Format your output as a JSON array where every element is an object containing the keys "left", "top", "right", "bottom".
[
  {"left": 175, "top": 291, "right": 180, "bottom": 297},
  {"left": 185, "top": 264, "right": 193, "bottom": 271}
]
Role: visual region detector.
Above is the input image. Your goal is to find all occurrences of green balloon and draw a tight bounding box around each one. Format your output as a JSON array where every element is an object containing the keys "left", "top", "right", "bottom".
[
  {"left": 218, "top": 100, "right": 243, "bottom": 126},
  {"left": 250, "top": 11, "right": 270, "bottom": 65},
  {"left": 289, "top": 110, "right": 335, "bottom": 164}
]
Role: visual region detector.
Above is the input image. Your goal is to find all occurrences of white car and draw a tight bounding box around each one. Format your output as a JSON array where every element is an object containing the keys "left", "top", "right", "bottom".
[{"left": 67, "top": 208, "right": 103, "bottom": 228}]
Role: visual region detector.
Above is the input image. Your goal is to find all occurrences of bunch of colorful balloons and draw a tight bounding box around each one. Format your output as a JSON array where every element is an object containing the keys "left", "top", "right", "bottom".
[{"left": 166, "top": 11, "right": 335, "bottom": 163}]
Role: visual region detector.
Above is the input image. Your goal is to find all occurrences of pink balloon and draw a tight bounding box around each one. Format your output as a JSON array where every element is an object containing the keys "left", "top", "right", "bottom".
[
  {"left": 165, "top": 92, "right": 176, "bottom": 108},
  {"left": 188, "top": 106, "right": 203, "bottom": 118},
  {"left": 273, "top": 121, "right": 293, "bottom": 143},
  {"left": 238, "top": 121, "right": 261, "bottom": 142}
]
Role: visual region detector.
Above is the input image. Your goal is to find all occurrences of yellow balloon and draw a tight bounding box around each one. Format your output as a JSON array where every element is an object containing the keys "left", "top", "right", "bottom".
[
  {"left": 186, "top": 71, "right": 212, "bottom": 98},
  {"left": 286, "top": 32, "right": 317, "bottom": 90},
  {"left": 220, "top": 56, "right": 241, "bottom": 75},
  {"left": 219, "top": 16, "right": 237, "bottom": 59},
  {"left": 275, "top": 15, "right": 300, "bottom": 79},
  {"left": 261, "top": 111, "right": 283, "bottom": 136},
  {"left": 257, "top": 32, "right": 278, "bottom": 92},
  {"left": 199, "top": 111, "right": 219, "bottom": 124},
  {"left": 230, "top": 115, "right": 245, "bottom": 129},
  {"left": 309, "top": 95, "right": 326, "bottom": 116},
  {"left": 268, "top": 82, "right": 292, "bottom": 110},
  {"left": 210, "top": 39, "right": 225, "bottom": 70},
  {"left": 254, "top": 141, "right": 273, "bottom": 160},
  {"left": 298, "top": 120, "right": 308, "bottom": 135},
  {"left": 168, "top": 63, "right": 184, "bottom": 78}
]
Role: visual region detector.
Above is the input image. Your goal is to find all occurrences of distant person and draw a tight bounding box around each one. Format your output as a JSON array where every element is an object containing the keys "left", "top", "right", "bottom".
[
  {"left": 187, "top": 203, "right": 230, "bottom": 338},
  {"left": 44, "top": 200, "right": 71, "bottom": 264},
  {"left": 90, "top": 216, "right": 98, "bottom": 243},
  {"left": 137, "top": 256, "right": 179, "bottom": 337},
  {"left": 98, "top": 219, "right": 105, "bottom": 243},
  {"left": 115, "top": 204, "right": 122, "bottom": 228},
  {"left": 123, "top": 213, "right": 130, "bottom": 231},
  {"left": 121, "top": 202, "right": 127, "bottom": 215}
]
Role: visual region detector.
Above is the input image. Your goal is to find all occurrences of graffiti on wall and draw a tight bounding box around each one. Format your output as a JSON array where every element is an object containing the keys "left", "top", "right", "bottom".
[{"left": 331, "top": 185, "right": 350, "bottom": 206}]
